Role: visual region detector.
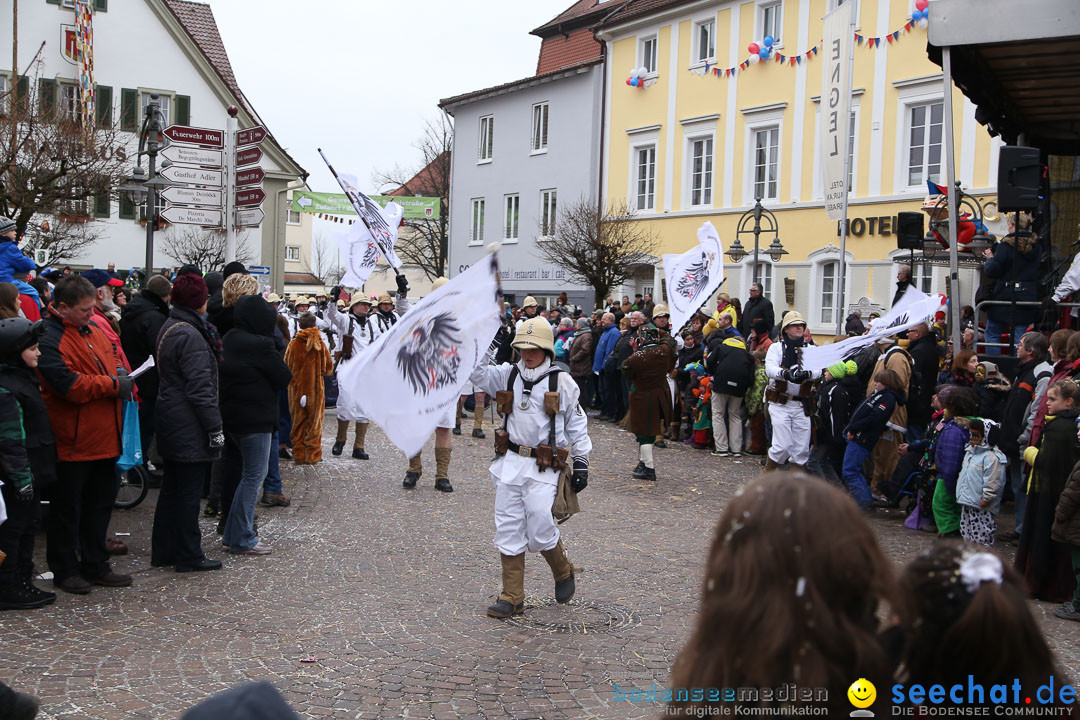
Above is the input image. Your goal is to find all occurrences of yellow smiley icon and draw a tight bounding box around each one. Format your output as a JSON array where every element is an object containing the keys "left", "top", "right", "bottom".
[{"left": 847, "top": 678, "right": 876, "bottom": 709}]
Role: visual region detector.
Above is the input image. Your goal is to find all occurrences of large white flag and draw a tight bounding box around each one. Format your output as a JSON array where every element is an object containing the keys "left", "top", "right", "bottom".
[
  {"left": 820, "top": 1, "right": 855, "bottom": 221},
  {"left": 800, "top": 287, "right": 945, "bottom": 373},
  {"left": 335, "top": 221, "right": 380, "bottom": 288},
  {"left": 663, "top": 221, "right": 725, "bottom": 334},
  {"left": 338, "top": 173, "right": 404, "bottom": 270},
  {"left": 339, "top": 254, "right": 503, "bottom": 458}
]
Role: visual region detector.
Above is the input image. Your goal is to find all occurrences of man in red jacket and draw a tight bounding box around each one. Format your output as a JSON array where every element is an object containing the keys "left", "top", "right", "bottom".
[{"left": 37, "top": 275, "right": 135, "bottom": 594}]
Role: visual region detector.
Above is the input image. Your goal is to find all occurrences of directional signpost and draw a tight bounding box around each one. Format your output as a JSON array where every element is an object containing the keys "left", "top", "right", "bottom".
[
  {"left": 160, "top": 205, "right": 222, "bottom": 226},
  {"left": 163, "top": 125, "right": 223, "bottom": 148},
  {"left": 235, "top": 208, "right": 265, "bottom": 227},
  {"left": 235, "top": 188, "right": 265, "bottom": 207},
  {"left": 236, "top": 125, "right": 266, "bottom": 147},
  {"left": 160, "top": 165, "right": 223, "bottom": 186},
  {"left": 160, "top": 186, "right": 222, "bottom": 206},
  {"left": 161, "top": 145, "right": 222, "bottom": 167},
  {"left": 236, "top": 167, "right": 265, "bottom": 187},
  {"left": 236, "top": 146, "right": 262, "bottom": 167}
]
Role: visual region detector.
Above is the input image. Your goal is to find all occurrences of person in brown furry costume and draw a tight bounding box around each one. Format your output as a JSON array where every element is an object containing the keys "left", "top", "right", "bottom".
[{"left": 285, "top": 313, "right": 333, "bottom": 464}]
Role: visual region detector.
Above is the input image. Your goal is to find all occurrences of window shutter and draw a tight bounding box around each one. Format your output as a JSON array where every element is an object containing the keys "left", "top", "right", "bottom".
[
  {"left": 120, "top": 88, "right": 138, "bottom": 131},
  {"left": 95, "top": 84, "right": 112, "bottom": 127},
  {"left": 95, "top": 193, "right": 111, "bottom": 218},
  {"left": 175, "top": 95, "right": 190, "bottom": 126},
  {"left": 94, "top": 0, "right": 108, "bottom": 10},
  {"left": 118, "top": 195, "right": 135, "bottom": 220},
  {"left": 39, "top": 78, "right": 57, "bottom": 115}
]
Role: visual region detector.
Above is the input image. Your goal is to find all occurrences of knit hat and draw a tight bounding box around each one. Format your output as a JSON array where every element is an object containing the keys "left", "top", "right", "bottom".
[
  {"left": 171, "top": 273, "right": 208, "bottom": 309},
  {"left": 827, "top": 360, "right": 858, "bottom": 379},
  {"left": 222, "top": 261, "right": 249, "bottom": 279},
  {"left": 0, "top": 217, "right": 15, "bottom": 236}
]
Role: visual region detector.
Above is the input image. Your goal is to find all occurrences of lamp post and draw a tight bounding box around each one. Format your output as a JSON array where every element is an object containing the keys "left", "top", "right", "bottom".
[
  {"left": 119, "top": 93, "right": 167, "bottom": 287},
  {"left": 726, "top": 197, "right": 786, "bottom": 294}
]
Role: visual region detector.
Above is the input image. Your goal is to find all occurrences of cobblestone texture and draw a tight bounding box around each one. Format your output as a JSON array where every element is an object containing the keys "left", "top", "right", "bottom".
[{"left": 2, "top": 409, "right": 1076, "bottom": 718}]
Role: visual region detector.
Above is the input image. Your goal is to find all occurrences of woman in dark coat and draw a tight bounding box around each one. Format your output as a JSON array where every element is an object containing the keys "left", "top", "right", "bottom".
[
  {"left": 622, "top": 326, "right": 674, "bottom": 481},
  {"left": 151, "top": 273, "right": 224, "bottom": 572},
  {"left": 219, "top": 295, "right": 292, "bottom": 555},
  {"left": 982, "top": 215, "right": 1042, "bottom": 354}
]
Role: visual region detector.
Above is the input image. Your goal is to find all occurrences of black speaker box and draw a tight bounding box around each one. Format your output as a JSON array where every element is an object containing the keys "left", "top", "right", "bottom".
[
  {"left": 997, "top": 146, "right": 1041, "bottom": 212},
  {"left": 896, "top": 211, "right": 925, "bottom": 250}
]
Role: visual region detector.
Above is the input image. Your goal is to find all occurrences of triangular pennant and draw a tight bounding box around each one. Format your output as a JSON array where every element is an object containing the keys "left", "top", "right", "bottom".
[
  {"left": 893, "top": 30, "right": 900, "bottom": 40},
  {"left": 789, "top": 56, "right": 796, "bottom": 65},
  {"left": 887, "top": 34, "right": 893, "bottom": 43},
  {"left": 905, "top": 22, "right": 911, "bottom": 30},
  {"left": 812, "top": 45, "right": 818, "bottom": 54},
  {"left": 796, "top": 55, "right": 802, "bottom": 64}
]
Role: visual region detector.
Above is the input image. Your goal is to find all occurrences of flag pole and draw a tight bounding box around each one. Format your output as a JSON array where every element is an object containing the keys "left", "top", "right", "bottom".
[{"left": 834, "top": 0, "right": 857, "bottom": 337}]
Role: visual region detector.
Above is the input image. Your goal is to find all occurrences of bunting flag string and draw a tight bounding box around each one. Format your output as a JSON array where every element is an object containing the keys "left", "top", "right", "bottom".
[
  {"left": 316, "top": 212, "right": 357, "bottom": 226},
  {"left": 697, "top": 14, "right": 925, "bottom": 81}
]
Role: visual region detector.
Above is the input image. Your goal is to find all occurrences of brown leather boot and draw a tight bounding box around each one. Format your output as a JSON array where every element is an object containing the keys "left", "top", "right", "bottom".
[
  {"left": 434, "top": 447, "right": 453, "bottom": 492},
  {"left": 764, "top": 458, "right": 779, "bottom": 472},
  {"left": 487, "top": 553, "right": 525, "bottom": 618},
  {"left": 790, "top": 463, "right": 806, "bottom": 472},
  {"left": 540, "top": 539, "right": 575, "bottom": 603}
]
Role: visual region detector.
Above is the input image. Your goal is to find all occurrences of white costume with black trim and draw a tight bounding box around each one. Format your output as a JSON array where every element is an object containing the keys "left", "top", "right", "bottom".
[
  {"left": 764, "top": 340, "right": 821, "bottom": 465},
  {"left": 325, "top": 305, "right": 384, "bottom": 423}
]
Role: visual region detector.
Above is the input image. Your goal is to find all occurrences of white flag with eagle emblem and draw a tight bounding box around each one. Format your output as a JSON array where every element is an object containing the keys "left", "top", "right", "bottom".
[
  {"left": 338, "top": 254, "right": 503, "bottom": 458},
  {"left": 663, "top": 221, "right": 725, "bottom": 334}
]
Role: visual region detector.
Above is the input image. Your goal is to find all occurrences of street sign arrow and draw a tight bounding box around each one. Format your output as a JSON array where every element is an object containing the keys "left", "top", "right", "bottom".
[
  {"left": 160, "top": 165, "right": 223, "bottom": 187},
  {"left": 235, "top": 208, "right": 265, "bottom": 227},
  {"left": 236, "top": 146, "right": 263, "bottom": 167},
  {"left": 236, "top": 166, "right": 265, "bottom": 187},
  {"left": 161, "top": 145, "right": 222, "bottom": 168},
  {"left": 236, "top": 125, "right": 267, "bottom": 147},
  {"left": 235, "top": 187, "right": 265, "bottom": 207},
  {"left": 297, "top": 196, "right": 313, "bottom": 209},
  {"left": 160, "top": 205, "right": 223, "bottom": 226},
  {"left": 163, "top": 124, "right": 224, "bottom": 148},
  {"left": 160, "top": 186, "right": 223, "bottom": 206}
]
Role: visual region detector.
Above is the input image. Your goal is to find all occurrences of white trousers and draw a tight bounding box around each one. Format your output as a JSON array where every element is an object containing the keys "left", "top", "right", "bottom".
[
  {"left": 711, "top": 393, "right": 744, "bottom": 453},
  {"left": 767, "top": 401, "right": 811, "bottom": 465},
  {"left": 493, "top": 478, "right": 559, "bottom": 556}
]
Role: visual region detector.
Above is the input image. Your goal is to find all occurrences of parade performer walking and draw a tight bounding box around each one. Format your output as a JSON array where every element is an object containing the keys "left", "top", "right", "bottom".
[
  {"left": 764, "top": 312, "right": 821, "bottom": 471},
  {"left": 469, "top": 318, "right": 591, "bottom": 618},
  {"left": 373, "top": 274, "right": 410, "bottom": 334},
  {"left": 285, "top": 313, "right": 334, "bottom": 464},
  {"left": 622, "top": 326, "right": 675, "bottom": 480},
  {"left": 325, "top": 290, "right": 379, "bottom": 459}
]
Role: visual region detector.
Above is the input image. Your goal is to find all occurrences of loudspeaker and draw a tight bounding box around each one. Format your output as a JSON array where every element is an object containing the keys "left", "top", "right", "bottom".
[
  {"left": 896, "top": 211, "right": 924, "bottom": 250},
  {"left": 997, "top": 145, "right": 1041, "bottom": 212}
]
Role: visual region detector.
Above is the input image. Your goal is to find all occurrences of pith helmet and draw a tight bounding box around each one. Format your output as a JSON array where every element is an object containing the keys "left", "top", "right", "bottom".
[
  {"left": 652, "top": 303, "right": 669, "bottom": 317},
  {"left": 431, "top": 277, "right": 449, "bottom": 292},
  {"left": 781, "top": 311, "right": 807, "bottom": 331},
  {"left": 296, "top": 296, "right": 311, "bottom": 306},
  {"left": 351, "top": 295, "right": 373, "bottom": 308},
  {"left": 266, "top": 293, "right": 281, "bottom": 303},
  {"left": 512, "top": 318, "right": 554, "bottom": 355},
  {"left": 522, "top": 295, "right": 539, "bottom": 308},
  {"left": 378, "top": 293, "right": 393, "bottom": 305}
]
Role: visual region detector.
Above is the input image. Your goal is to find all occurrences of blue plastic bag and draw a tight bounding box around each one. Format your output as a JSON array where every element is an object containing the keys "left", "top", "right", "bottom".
[{"left": 116, "top": 397, "right": 143, "bottom": 471}]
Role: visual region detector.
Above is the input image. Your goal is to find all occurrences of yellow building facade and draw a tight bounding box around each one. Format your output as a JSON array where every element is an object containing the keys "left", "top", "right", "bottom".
[{"left": 598, "top": 0, "right": 1002, "bottom": 335}]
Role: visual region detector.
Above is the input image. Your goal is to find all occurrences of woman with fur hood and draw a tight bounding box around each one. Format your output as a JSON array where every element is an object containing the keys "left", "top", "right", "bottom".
[{"left": 285, "top": 313, "right": 333, "bottom": 464}]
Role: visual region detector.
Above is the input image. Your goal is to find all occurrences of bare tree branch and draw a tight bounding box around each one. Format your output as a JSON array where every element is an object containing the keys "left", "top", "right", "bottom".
[
  {"left": 371, "top": 114, "right": 451, "bottom": 281},
  {"left": 303, "top": 230, "right": 344, "bottom": 286},
  {"left": 159, "top": 226, "right": 255, "bottom": 273},
  {"left": 18, "top": 218, "right": 105, "bottom": 266},
  {"left": 534, "top": 198, "right": 658, "bottom": 309}
]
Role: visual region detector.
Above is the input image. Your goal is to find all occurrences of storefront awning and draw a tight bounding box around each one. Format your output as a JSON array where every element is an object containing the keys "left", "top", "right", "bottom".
[{"left": 927, "top": 0, "right": 1080, "bottom": 154}]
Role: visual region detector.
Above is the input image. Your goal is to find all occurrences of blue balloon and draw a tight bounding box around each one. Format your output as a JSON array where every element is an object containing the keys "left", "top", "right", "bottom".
[
  {"left": 763, "top": 35, "right": 774, "bottom": 48},
  {"left": 911, "top": 9, "right": 923, "bottom": 20},
  {"left": 630, "top": 77, "right": 639, "bottom": 86},
  {"left": 759, "top": 48, "right": 770, "bottom": 59}
]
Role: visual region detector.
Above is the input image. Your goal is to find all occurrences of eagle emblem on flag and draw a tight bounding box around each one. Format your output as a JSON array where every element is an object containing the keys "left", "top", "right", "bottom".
[
  {"left": 675, "top": 251, "right": 713, "bottom": 300},
  {"left": 396, "top": 312, "right": 465, "bottom": 395}
]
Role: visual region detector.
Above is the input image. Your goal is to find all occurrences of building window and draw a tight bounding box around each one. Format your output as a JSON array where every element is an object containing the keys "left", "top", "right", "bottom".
[
  {"left": 820, "top": 260, "right": 837, "bottom": 326},
  {"left": 906, "top": 101, "right": 943, "bottom": 188},
  {"left": 59, "top": 83, "right": 80, "bottom": 120},
  {"left": 695, "top": 20, "right": 715, "bottom": 63},
  {"left": 287, "top": 209, "right": 301, "bottom": 225},
  {"left": 141, "top": 92, "right": 171, "bottom": 125},
  {"left": 531, "top": 103, "right": 549, "bottom": 153},
  {"left": 470, "top": 198, "right": 485, "bottom": 245},
  {"left": 689, "top": 136, "right": 714, "bottom": 207},
  {"left": 846, "top": 110, "right": 857, "bottom": 194},
  {"left": 752, "top": 126, "right": 780, "bottom": 201},
  {"left": 635, "top": 145, "right": 657, "bottom": 211},
  {"left": 504, "top": 194, "right": 519, "bottom": 242},
  {"left": 748, "top": 262, "right": 774, "bottom": 300},
  {"left": 540, "top": 189, "right": 557, "bottom": 239},
  {"left": 759, "top": 1, "right": 783, "bottom": 46},
  {"left": 640, "top": 36, "right": 658, "bottom": 74},
  {"left": 285, "top": 246, "right": 300, "bottom": 262},
  {"left": 912, "top": 263, "right": 934, "bottom": 294},
  {"left": 478, "top": 115, "right": 494, "bottom": 163}
]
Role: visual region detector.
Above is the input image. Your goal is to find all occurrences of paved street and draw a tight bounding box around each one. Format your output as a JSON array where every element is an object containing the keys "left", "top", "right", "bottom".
[{"left": 3, "top": 407, "right": 1077, "bottom": 720}]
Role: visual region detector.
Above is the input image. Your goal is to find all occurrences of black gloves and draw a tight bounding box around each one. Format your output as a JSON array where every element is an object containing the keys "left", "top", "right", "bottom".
[
  {"left": 208, "top": 431, "right": 225, "bottom": 450},
  {"left": 15, "top": 483, "right": 34, "bottom": 502},
  {"left": 395, "top": 273, "right": 409, "bottom": 295},
  {"left": 783, "top": 368, "right": 811, "bottom": 383},
  {"left": 571, "top": 457, "right": 589, "bottom": 493},
  {"left": 489, "top": 324, "right": 511, "bottom": 354},
  {"left": 116, "top": 374, "right": 135, "bottom": 398},
  {"left": 330, "top": 285, "right": 342, "bottom": 302}
]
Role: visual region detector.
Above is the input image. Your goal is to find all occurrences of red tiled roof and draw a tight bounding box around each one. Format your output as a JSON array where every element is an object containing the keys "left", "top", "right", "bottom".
[
  {"left": 284, "top": 272, "right": 324, "bottom": 285},
  {"left": 537, "top": 28, "right": 604, "bottom": 75},
  {"left": 387, "top": 151, "right": 449, "bottom": 197},
  {"left": 439, "top": 58, "right": 602, "bottom": 110},
  {"left": 161, "top": 0, "right": 306, "bottom": 178},
  {"left": 595, "top": 0, "right": 697, "bottom": 29}
]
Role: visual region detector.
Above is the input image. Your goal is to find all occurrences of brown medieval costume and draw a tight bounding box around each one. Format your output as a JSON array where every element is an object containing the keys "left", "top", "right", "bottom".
[
  {"left": 285, "top": 325, "right": 333, "bottom": 463},
  {"left": 622, "top": 326, "right": 674, "bottom": 480}
]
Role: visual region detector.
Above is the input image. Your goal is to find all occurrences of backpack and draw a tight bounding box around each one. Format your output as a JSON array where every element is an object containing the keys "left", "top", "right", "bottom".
[{"left": 884, "top": 344, "right": 919, "bottom": 404}]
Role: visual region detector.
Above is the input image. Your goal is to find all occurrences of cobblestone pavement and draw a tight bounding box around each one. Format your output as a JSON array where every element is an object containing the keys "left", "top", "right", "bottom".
[{"left": 2, "top": 407, "right": 1077, "bottom": 719}]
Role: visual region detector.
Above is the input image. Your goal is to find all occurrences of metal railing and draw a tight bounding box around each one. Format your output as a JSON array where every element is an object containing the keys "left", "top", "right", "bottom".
[{"left": 973, "top": 299, "right": 1080, "bottom": 350}]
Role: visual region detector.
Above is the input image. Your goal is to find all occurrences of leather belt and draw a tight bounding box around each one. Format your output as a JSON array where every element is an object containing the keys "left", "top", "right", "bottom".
[{"left": 506, "top": 440, "right": 537, "bottom": 458}]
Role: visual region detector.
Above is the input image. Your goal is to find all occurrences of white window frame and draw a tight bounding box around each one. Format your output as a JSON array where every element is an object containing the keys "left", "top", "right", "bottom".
[
  {"left": 140, "top": 90, "right": 172, "bottom": 126},
  {"left": 739, "top": 258, "right": 777, "bottom": 307},
  {"left": 631, "top": 143, "right": 657, "bottom": 212},
  {"left": 470, "top": 198, "right": 485, "bottom": 246},
  {"left": 684, "top": 131, "right": 715, "bottom": 209},
  {"left": 639, "top": 35, "right": 658, "bottom": 76},
  {"left": 59, "top": 81, "right": 81, "bottom": 120},
  {"left": 287, "top": 209, "right": 301, "bottom": 225},
  {"left": 503, "top": 194, "right": 520, "bottom": 243},
  {"left": 478, "top": 114, "right": 494, "bottom": 164},
  {"left": 811, "top": 96, "right": 862, "bottom": 199},
  {"left": 748, "top": 124, "right": 781, "bottom": 203},
  {"left": 539, "top": 189, "right": 557, "bottom": 241},
  {"left": 887, "top": 249, "right": 939, "bottom": 300},
  {"left": 827, "top": 0, "right": 861, "bottom": 27},
  {"left": 756, "top": 1, "right": 784, "bottom": 50},
  {"left": 904, "top": 100, "right": 945, "bottom": 191},
  {"left": 693, "top": 19, "right": 716, "bottom": 65},
  {"left": 284, "top": 245, "right": 301, "bottom": 262},
  {"left": 892, "top": 76, "right": 945, "bottom": 194},
  {"left": 530, "top": 103, "right": 549, "bottom": 154},
  {"left": 807, "top": 247, "right": 854, "bottom": 333}
]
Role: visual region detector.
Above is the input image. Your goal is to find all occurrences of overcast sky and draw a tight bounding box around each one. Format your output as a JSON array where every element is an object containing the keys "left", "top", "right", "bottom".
[{"left": 205, "top": 0, "right": 575, "bottom": 194}]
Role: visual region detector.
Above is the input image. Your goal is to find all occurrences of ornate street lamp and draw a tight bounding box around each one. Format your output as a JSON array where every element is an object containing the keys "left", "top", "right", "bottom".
[{"left": 730, "top": 198, "right": 784, "bottom": 285}]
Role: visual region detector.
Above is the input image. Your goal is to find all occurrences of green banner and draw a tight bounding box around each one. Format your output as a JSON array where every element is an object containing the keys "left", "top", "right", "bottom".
[{"left": 292, "top": 191, "right": 441, "bottom": 219}]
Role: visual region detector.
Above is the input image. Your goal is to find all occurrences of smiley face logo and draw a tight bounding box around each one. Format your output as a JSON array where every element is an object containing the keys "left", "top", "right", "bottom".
[{"left": 847, "top": 678, "right": 876, "bottom": 712}]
